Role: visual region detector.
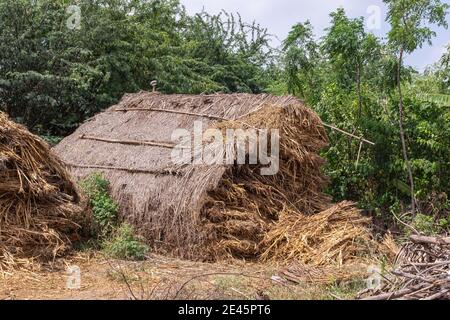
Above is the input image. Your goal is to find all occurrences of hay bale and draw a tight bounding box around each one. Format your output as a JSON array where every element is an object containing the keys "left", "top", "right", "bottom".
[
  {"left": 0, "top": 112, "right": 87, "bottom": 270},
  {"left": 54, "top": 92, "right": 373, "bottom": 262}
]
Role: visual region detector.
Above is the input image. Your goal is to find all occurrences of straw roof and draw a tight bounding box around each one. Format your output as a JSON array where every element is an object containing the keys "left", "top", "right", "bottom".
[{"left": 54, "top": 92, "right": 372, "bottom": 262}]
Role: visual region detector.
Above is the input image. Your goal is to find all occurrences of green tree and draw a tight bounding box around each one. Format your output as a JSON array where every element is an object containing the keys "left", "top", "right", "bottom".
[
  {"left": 282, "top": 21, "right": 321, "bottom": 103},
  {"left": 384, "top": 0, "right": 449, "bottom": 214},
  {"left": 0, "top": 0, "right": 273, "bottom": 135},
  {"left": 322, "top": 8, "right": 381, "bottom": 125}
]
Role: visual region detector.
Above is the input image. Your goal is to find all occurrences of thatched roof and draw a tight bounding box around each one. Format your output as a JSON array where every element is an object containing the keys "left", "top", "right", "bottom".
[{"left": 54, "top": 92, "right": 335, "bottom": 260}]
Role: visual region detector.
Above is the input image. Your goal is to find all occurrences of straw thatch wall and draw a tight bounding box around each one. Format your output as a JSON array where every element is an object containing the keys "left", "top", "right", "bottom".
[{"left": 55, "top": 92, "right": 366, "bottom": 261}]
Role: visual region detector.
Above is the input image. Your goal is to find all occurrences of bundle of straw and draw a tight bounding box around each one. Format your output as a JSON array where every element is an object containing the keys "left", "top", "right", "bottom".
[{"left": 200, "top": 106, "right": 373, "bottom": 263}]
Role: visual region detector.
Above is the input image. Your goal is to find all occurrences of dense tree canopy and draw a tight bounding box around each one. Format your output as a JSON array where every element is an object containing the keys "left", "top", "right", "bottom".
[{"left": 0, "top": 0, "right": 272, "bottom": 135}]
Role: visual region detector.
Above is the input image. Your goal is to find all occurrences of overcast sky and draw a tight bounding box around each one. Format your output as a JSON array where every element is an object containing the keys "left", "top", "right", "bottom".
[{"left": 181, "top": 0, "right": 450, "bottom": 71}]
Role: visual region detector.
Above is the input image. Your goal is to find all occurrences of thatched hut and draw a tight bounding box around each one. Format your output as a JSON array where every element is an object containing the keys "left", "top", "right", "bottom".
[
  {"left": 0, "top": 112, "right": 87, "bottom": 269},
  {"left": 54, "top": 92, "right": 371, "bottom": 262}
]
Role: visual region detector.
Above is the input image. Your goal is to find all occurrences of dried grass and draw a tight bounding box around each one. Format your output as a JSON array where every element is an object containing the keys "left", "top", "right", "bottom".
[
  {"left": 260, "top": 202, "right": 373, "bottom": 266},
  {"left": 0, "top": 112, "right": 87, "bottom": 270}
]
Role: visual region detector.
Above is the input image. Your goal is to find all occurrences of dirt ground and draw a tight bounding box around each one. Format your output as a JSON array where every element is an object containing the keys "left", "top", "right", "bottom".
[{"left": 0, "top": 251, "right": 372, "bottom": 300}]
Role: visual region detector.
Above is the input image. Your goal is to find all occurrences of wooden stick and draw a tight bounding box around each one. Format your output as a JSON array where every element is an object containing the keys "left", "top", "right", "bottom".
[
  {"left": 80, "top": 134, "right": 182, "bottom": 149},
  {"left": 422, "top": 289, "right": 450, "bottom": 300},
  {"left": 113, "top": 107, "right": 376, "bottom": 145},
  {"left": 356, "top": 140, "right": 363, "bottom": 167},
  {"left": 322, "top": 123, "right": 375, "bottom": 145},
  {"left": 65, "top": 163, "right": 181, "bottom": 176},
  {"left": 361, "top": 284, "right": 425, "bottom": 300},
  {"left": 410, "top": 235, "right": 450, "bottom": 246},
  {"left": 113, "top": 107, "right": 225, "bottom": 120}
]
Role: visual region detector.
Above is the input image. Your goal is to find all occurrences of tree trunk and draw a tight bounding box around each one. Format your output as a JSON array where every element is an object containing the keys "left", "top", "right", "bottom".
[
  {"left": 357, "top": 64, "right": 363, "bottom": 122},
  {"left": 397, "top": 47, "right": 416, "bottom": 215}
]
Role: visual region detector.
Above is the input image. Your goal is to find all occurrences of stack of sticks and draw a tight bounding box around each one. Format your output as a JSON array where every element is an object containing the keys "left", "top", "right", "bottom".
[{"left": 362, "top": 235, "right": 450, "bottom": 300}]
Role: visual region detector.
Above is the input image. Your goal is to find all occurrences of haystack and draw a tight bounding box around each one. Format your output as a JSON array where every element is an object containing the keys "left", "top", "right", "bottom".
[
  {"left": 0, "top": 112, "right": 86, "bottom": 270},
  {"left": 54, "top": 92, "right": 373, "bottom": 263}
]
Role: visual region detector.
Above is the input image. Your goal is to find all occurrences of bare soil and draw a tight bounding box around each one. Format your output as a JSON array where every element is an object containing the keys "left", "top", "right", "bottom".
[{"left": 0, "top": 251, "right": 368, "bottom": 300}]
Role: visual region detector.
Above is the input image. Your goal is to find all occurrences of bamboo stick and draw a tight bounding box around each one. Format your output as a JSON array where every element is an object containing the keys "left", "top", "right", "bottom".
[
  {"left": 79, "top": 134, "right": 180, "bottom": 149},
  {"left": 322, "top": 123, "right": 375, "bottom": 145},
  {"left": 65, "top": 163, "right": 181, "bottom": 175},
  {"left": 113, "top": 107, "right": 376, "bottom": 146}
]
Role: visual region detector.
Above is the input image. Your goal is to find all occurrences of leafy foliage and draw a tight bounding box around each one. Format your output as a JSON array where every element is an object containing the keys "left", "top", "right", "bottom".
[
  {"left": 79, "top": 172, "right": 118, "bottom": 238},
  {"left": 384, "top": 0, "right": 449, "bottom": 53},
  {"left": 79, "top": 172, "right": 148, "bottom": 260},
  {"left": 0, "top": 0, "right": 272, "bottom": 135},
  {"left": 278, "top": 6, "right": 449, "bottom": 227},
  {"left": 104, "top": 223, "right": 148, "bottom": 261}
]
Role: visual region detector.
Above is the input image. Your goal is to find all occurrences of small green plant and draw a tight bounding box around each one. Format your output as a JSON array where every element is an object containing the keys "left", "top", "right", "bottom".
[
  {"left": 104, "top": 224, "right": 148, "bottom": 261},
  {"left": 79, "top": 173, "right": 148, "bottom": 261},
  {"left": 79, "top": 172, "right": 118, "bottom": 238},
  {"left": 327, "top": 280, "right": 367, "bottom": 300}
]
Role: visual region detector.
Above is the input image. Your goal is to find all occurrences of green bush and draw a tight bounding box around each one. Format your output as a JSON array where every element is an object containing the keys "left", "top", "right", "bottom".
[
  {"left": 0, "top": 0, "right": 272, "bottom": 136},
  {"left": 79, "top": 172, "right": 118, "bottom": 238},
  {"left": 104, "top": 224, "right": 148, "bottom": 261},
  {"left": 79, "top": 173, "right": 148, "bottom": 260},
  {"left": 411, "top": 213, "right": 450, "bottom": 236}
]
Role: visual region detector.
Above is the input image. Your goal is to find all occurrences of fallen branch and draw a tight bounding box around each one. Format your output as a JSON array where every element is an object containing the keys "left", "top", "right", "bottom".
[{"left": 410, "top": 235, "right": 450, "bottom": 246}]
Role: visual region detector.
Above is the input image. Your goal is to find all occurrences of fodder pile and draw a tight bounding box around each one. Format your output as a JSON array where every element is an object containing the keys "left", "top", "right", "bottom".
[
  {"left": 201, "top": 104, "right": 334, "bottom": 260},
  {"left": 0, "top": 112, "right": 86, "bottom": 270},
  {"left": 54, "top": 93, "right": 375, "bottom": 263},
  {"left": 260, "top": 202, "right": 373, "bottom": 266},
  {"left": 201, "top": 107, "right": 373, "bottom": 264}
]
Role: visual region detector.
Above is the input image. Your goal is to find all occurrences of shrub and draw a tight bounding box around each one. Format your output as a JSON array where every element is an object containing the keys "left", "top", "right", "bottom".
[
  {"left": 79, "top": 173, "right": 148, "bottom": 260},
  {"left": 104, "top": 224, "right": 148, "bottom": 261},
  {"left": 79, "top": 172, "right": 118, "bottom": 238},
  {"left": 411, "top": 213, "right": 450, "bottom": 236}
]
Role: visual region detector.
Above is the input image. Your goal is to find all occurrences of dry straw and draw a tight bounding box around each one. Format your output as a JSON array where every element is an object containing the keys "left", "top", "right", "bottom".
[{"left": 0, "top": 112, "right": 87, "bottom": 270}]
